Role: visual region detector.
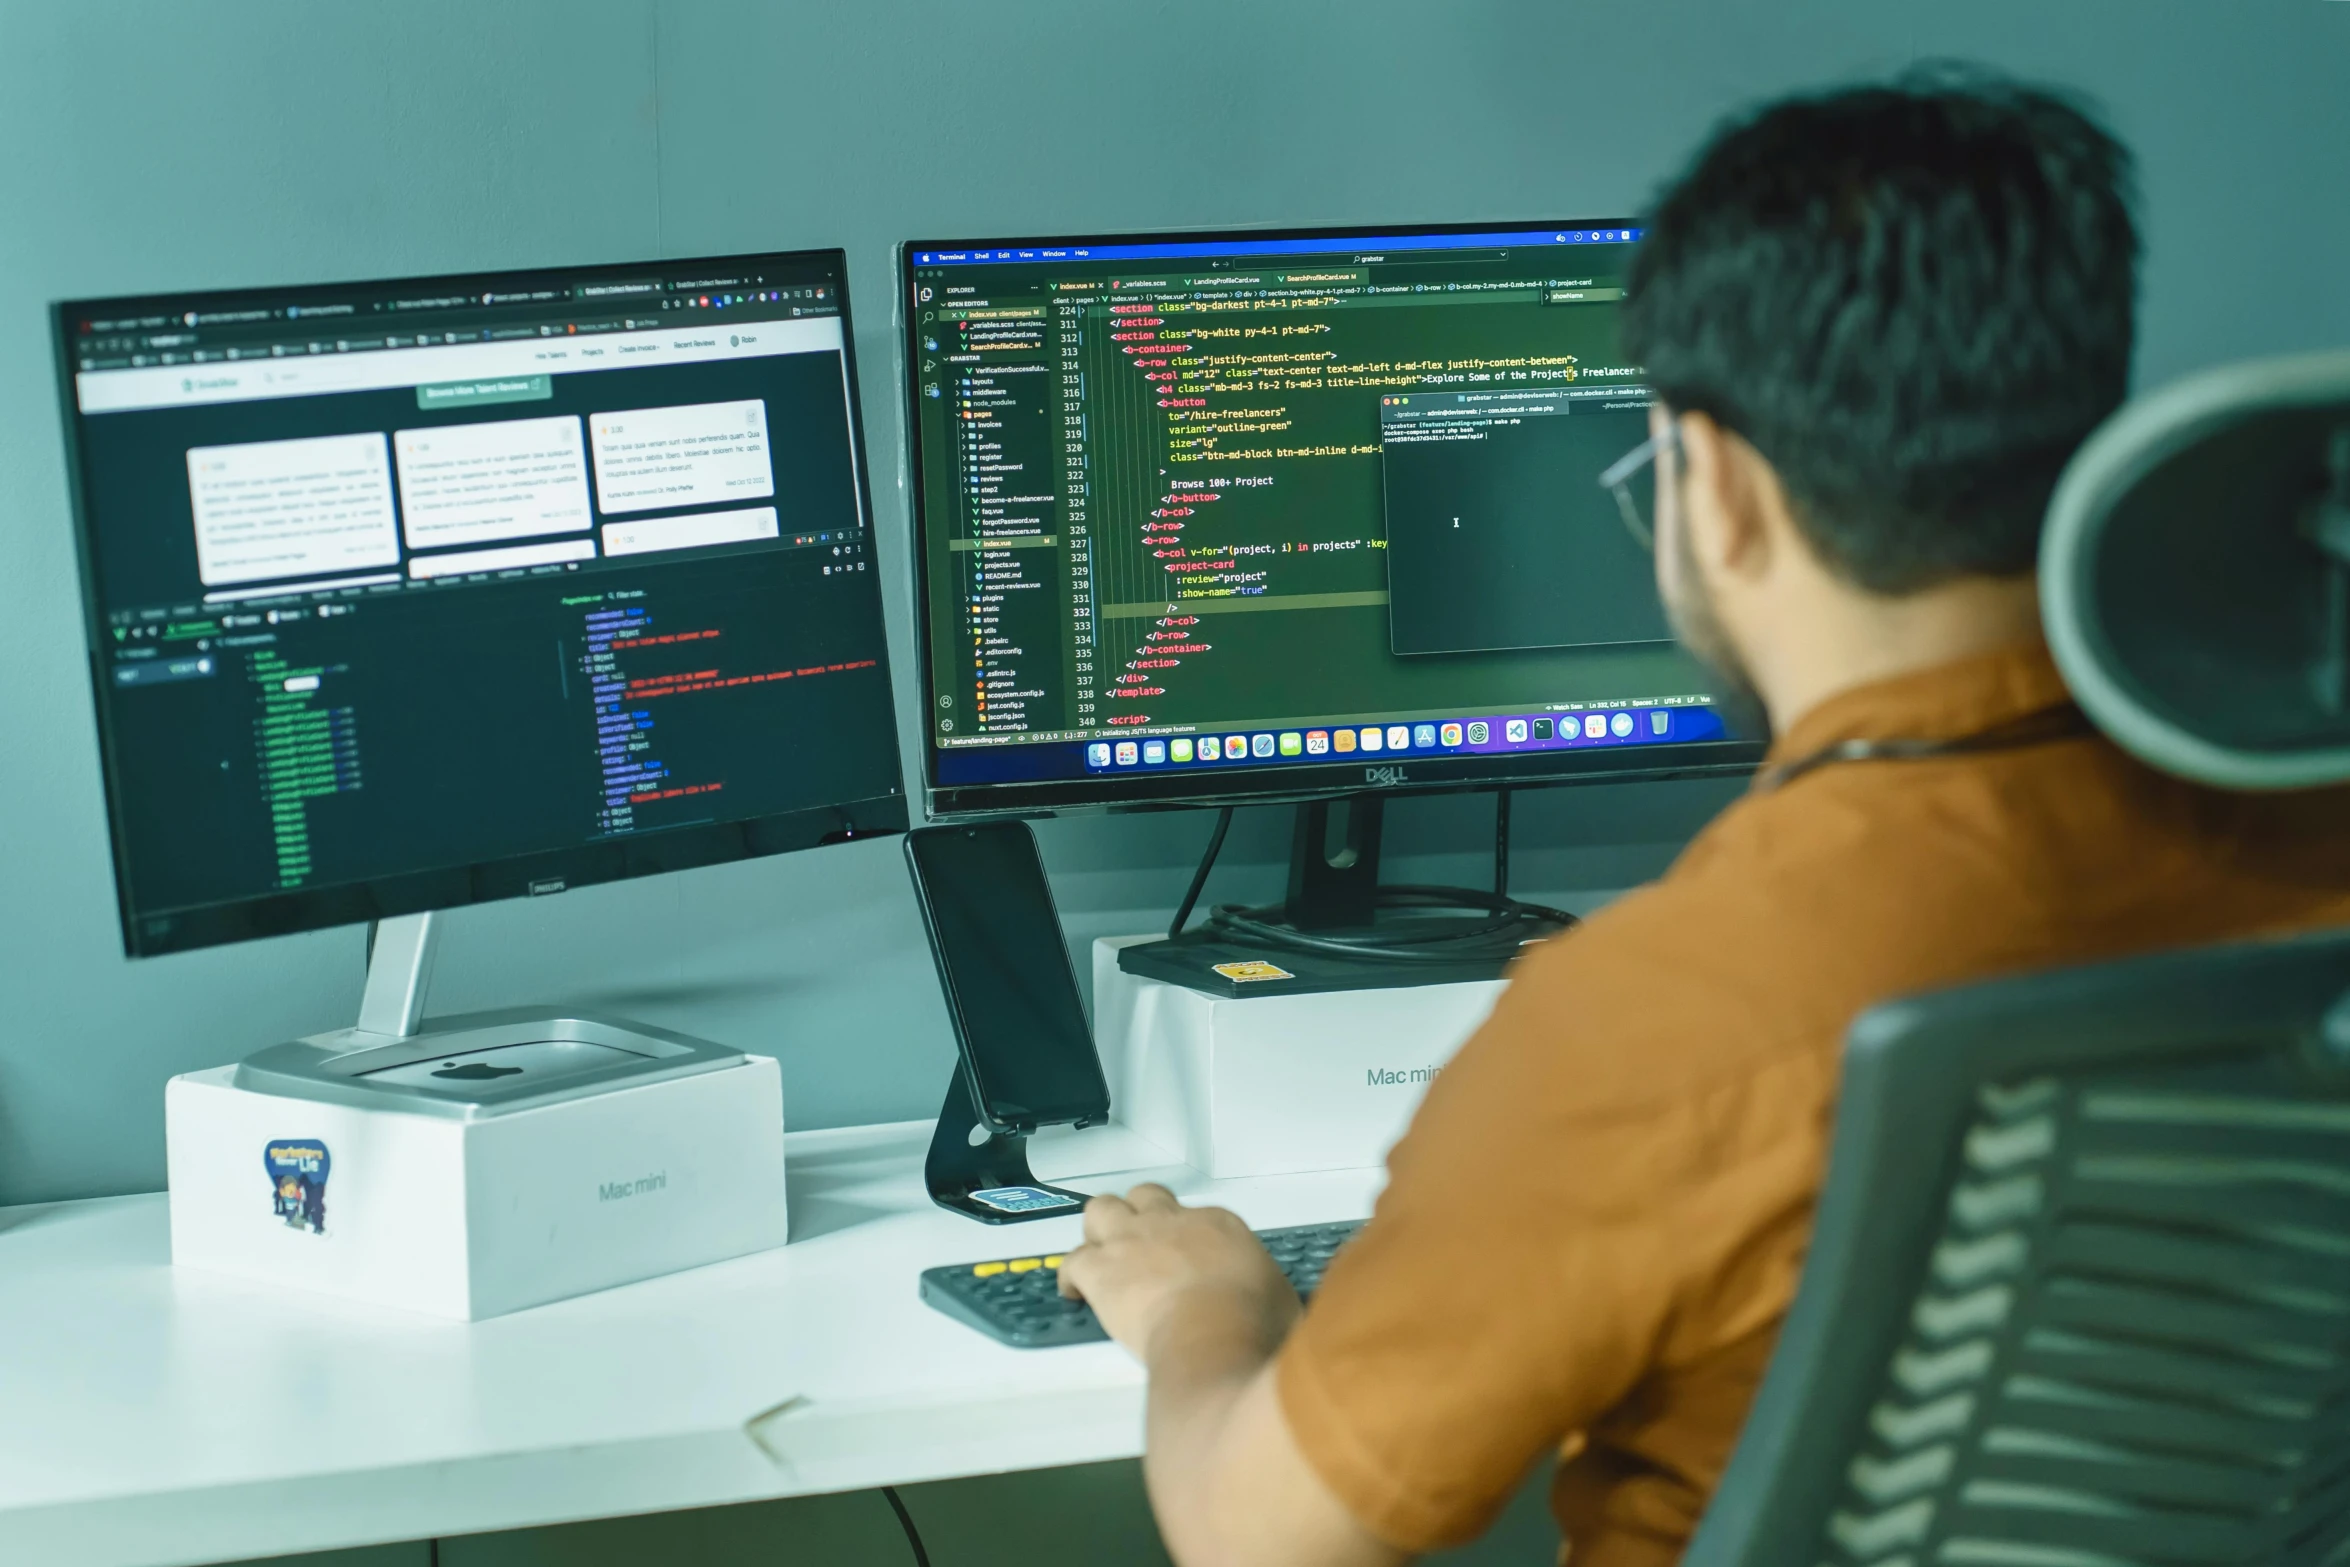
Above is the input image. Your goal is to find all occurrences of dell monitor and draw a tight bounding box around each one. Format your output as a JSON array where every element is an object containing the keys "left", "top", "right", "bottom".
[
  {"left": 900, "top": 222, "right": 1758, "bottom": 971},
  {"left": 900, "top": 221, "right": 1756, "bottom": 817},
  {"left": 58, "top": 248, "right": 905, "bottom": 960}
]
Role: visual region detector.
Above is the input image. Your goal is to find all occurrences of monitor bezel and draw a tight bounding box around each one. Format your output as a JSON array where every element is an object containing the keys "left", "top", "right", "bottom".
[
  {"left": 55, "top": 247, "right": 909, "bottom": 958},
  {"left": 896, "top": 219, "right": 1764, "bottom": 820}
]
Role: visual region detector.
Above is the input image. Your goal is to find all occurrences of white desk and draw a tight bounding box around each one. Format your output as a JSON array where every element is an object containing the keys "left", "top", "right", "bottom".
[{"left": 0, "top": 1120, "right": 1378, "bottom": 1567}]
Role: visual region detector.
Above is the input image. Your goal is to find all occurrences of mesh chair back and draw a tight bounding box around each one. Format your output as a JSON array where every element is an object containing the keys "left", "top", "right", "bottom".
[{"left": 1687, "top": 929, "right": 2350, "bottom": 1567}]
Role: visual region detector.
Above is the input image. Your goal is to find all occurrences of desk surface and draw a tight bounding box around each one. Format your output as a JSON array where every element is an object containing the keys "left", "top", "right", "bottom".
[{"left": 0, "top": 1121, "right": 1379, "bottom": 1567}]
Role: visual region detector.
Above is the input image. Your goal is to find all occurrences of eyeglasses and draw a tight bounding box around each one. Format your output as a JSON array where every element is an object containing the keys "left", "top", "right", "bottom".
[{"left": 1597, "top": 422, "right": 1682, "bottom": 551}]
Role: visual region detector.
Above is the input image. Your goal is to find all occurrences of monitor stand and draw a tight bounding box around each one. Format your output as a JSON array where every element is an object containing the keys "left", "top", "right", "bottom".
[
  {"left": 924, "top": 1068, "right": 1092, "bottom": 1225},
  {"left": 1116, "top": 793, "right": 1535, "bottom": 997},
  {"left": 356, "top": 908, "right": 444, "bottom": 1039},
  {"left": 232, "top": 911, "right": 744, "bottom": 1111}
]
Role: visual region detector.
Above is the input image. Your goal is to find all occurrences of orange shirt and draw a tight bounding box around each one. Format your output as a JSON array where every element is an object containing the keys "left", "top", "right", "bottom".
[{"left": 1276, "top": 641, "right": 2350, "bottom": 1564}]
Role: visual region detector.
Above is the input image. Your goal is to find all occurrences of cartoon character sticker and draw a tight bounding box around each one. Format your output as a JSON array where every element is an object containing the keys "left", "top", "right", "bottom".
[{"left": 264, "top": 1139, "right": 331, "bottom": 1235}]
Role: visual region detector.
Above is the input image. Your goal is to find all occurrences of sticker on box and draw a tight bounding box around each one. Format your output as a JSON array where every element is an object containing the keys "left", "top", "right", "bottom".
[
  {"left": 265, "top": 1138, "right": 332, "bottom": 1235},
  {"left": 1211, "top": 960, "right": 1295, "bottom": 983},
  {"left": 968, "top": 1185, "right": 1081, "bottom": 1215}
]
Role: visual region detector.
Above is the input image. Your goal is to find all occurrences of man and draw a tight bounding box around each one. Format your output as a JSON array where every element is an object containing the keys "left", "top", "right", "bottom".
[{"left": 1060, "top": 75, "right": 2350, "bottom": 1567}]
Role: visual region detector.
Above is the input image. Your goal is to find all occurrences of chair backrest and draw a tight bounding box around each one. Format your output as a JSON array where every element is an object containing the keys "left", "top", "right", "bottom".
[
  {"left": 2042, "top": 346, "right": 2350, "bottom": 791},
  {"left": 1686, "top": 928, "right": 2350, "bottom": 1567}
]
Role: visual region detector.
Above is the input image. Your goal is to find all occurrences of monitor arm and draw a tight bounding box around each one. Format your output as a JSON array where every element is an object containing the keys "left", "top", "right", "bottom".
[{"left": 356, "top": 912, "right": 439, "bottom": 1040}]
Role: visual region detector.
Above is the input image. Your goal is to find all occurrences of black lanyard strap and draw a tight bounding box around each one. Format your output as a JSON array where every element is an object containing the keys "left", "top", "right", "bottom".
[{"left": 1755, "top": 701, "right": 2095, "bottom": 794}]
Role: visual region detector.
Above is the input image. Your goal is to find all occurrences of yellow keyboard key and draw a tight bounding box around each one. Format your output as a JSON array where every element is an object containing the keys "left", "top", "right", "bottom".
[
  {"left": 972, "top": 1262, "right": 1007, "bottom": 1277},
  {"left": 1044, "top": 1255, "right": 1064, "bottom": 1269},
  {"left": 1008, "top": 1257, "right": 1042, "bottom": 1273}
]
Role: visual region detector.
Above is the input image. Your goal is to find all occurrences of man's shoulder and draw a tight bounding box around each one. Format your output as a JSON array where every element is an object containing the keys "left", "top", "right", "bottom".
[
  {"left": 1458, "top": 789, "right": 1975, "bottom": 1120},
  {"left": 1508, "top": 789, "right": 1881, "bottom": 1008}
]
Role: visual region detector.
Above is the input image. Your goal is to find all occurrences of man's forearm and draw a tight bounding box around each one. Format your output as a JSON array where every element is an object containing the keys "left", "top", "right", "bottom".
[
  {"left": 1140, "top": 1292, "right": 1406, "bottom": 1567},
  {"left": 1140, "top": 1285, "right": 1290, "bottom": 1566},
  {"left": 1056, "top": 1188, "right": 1405, "bottom": 1567}
]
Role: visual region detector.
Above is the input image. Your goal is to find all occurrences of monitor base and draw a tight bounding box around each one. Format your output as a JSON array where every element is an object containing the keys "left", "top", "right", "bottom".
[
  {"left": 233, "top": 910, "right": 744, "bottom": 1117},
  {"left": 1144, "top": 791, "right": 1571, "bottom": 995},
  {"left": 1118, "top": 925, "right": 1516, "bottom": 997}
]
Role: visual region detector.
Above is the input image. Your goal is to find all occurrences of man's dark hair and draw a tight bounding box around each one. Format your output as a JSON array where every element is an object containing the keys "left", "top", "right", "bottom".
[{"left": 1620, "top": 69, "right": 2139, "bottom": 594}]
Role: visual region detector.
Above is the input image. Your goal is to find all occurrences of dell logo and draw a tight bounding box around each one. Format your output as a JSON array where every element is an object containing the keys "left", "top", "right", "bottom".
[{"left": 1364, "top": 765, "right": 1407, "bottom": 787}]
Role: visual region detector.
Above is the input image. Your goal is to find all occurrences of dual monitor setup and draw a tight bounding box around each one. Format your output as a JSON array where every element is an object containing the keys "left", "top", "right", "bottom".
[{"left": 57, "top": 222, "right": 1758, "bottom": 1233}]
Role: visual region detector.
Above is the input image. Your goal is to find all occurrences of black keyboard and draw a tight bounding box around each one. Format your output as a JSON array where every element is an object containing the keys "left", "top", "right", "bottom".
[{"left": 919, "top": 1219, "right": 1366, "bottom": 1348}]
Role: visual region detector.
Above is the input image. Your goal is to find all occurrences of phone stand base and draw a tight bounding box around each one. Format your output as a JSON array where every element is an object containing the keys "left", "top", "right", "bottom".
[{"left": 925, "top": 1070, "right": 1093, "bottom": 1225}]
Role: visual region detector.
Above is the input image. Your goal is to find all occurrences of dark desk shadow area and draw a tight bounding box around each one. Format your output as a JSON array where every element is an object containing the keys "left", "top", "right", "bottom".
[{"left": 225, "top": 1454, "right": 1563, "bottom": 1567}]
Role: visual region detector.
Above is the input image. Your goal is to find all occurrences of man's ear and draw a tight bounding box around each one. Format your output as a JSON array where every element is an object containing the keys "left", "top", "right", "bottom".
[{"left": 1678, "top": 412, "right": 1772, "bottom": 582}]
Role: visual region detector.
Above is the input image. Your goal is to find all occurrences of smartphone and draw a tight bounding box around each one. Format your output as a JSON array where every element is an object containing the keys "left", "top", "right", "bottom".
[{"left": 904, "top": 820, "right": 1110, "bottom": 1133}]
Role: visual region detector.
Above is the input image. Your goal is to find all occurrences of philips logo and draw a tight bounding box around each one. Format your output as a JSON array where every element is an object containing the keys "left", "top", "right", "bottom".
[
  {"left": 1364, "top": 765, "right": 1407, "bottom": 787},
  {"left": 599, "top": 1170, "right": 667, "bottom": 1202},
  {"left": 1367, "top": 1065, "right": 1442, "bottom": 1088}
]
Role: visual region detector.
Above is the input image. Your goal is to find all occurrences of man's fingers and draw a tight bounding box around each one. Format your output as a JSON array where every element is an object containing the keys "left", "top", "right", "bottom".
[
  {"left": 1082, "top": 1191, "right": 1136, "bottom": 1243},
  {"left": 1056, "top": 1243, "right": 1090, "bottom": 1298},
  {"left": 1124, "top": 1182, "right": 1181, "bottom": 1213}
]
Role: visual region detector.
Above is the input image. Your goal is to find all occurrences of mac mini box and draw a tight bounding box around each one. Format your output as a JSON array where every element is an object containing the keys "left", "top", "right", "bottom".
[{"left": 166, "top": 1011, "right": 787, "bottom": 1320}]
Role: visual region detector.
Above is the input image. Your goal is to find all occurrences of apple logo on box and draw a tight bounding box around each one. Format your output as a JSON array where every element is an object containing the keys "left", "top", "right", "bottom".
[{"left": 432, "top": 1061, "right": 523, "bottom": 1082}]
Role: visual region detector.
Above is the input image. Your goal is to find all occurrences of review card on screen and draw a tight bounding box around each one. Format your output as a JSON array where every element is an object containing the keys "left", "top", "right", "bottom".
[
  {"left": 185, "top": 431, "right": 401, "bottom": 587},
  {"left": 392, "top": 415, "right": 592, "bottom": 551},
  {"left": 588, "top": 398, "right": 775, "bottom": 514},
  {"left": 601, "top": 504, "right": 780, "bottom": 558}
]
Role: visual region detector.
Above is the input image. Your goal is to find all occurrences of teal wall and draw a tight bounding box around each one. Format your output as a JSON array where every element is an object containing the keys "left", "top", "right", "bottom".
[{"left": 2, "top": 0, "right": 2344, "bottom": 1205}]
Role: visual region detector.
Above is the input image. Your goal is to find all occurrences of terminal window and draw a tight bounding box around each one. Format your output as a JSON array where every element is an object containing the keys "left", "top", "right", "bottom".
[
  {"left": 906, "top": 227, "right": 1723, "bottom": 788},
  {"left": 1380, "top": 390, "right": 1666, "bottom": 656}
]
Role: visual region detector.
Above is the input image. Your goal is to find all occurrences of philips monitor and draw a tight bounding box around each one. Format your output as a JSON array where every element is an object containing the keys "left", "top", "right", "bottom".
[
  {"left": 58, "top": 249, "right": 905, "bottom": 957},
  {"left": 901, "top": 221, "right": 1761, "bottom": 819}
]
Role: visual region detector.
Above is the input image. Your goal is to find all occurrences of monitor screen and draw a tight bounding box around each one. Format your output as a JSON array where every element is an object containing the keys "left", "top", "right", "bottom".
[
  {"left": 58, "top": 250, "right": 906, "bottom": 956},
  {"left": 902, "top": 222, "right": 1760, "bottom": 815}
]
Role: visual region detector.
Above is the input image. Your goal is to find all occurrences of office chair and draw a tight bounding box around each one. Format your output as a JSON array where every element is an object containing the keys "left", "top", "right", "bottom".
[{"left": 1685, "top": 347, "right": 2350, "bottom": 1567}]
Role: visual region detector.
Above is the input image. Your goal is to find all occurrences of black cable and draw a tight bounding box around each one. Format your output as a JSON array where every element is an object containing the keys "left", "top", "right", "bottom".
[
  {"left": 1493, "top": 787, "right": 1512, "bottom": 898},
  {"left": 1205, "top": 884, "right": 1574, "bottom": 963},
  {"left": 881, "top": 1485, "right": 933, "bottom": 1567},
  {"left": 1167, "top": 804, "right": 1235, "bottom": 940},
  {"left": 1171, "top": 789, "right": 1570, "bottom": 962}
]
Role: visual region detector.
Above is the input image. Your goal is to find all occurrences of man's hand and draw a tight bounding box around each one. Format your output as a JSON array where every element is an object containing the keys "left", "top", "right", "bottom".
[
  {"left": 1056, "top": 1186, "right": 1403, "bottom": 1567},
  {"left": 1057, "top": 1184, "right": 1301, "bottom": 1367}
]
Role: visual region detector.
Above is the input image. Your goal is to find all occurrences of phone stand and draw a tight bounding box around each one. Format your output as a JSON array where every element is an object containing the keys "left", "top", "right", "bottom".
[{"left": 925, "top": 1068, "right": 1093, "bottom": 1225}]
